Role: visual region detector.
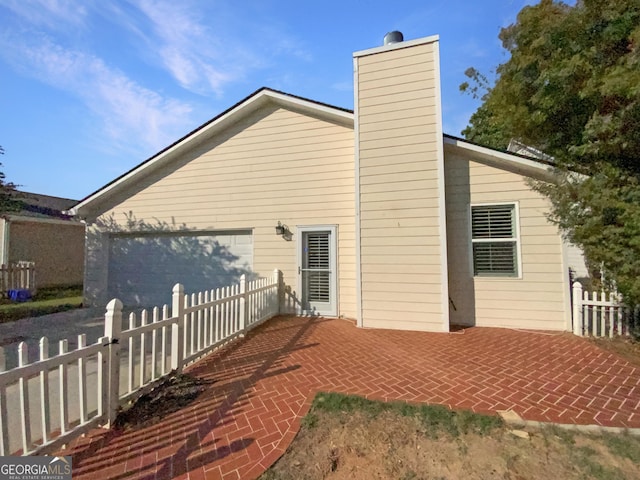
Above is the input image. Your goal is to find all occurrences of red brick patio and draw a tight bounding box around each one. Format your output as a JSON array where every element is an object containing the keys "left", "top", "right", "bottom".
[{"left": 60, "top": 316, "right": 640, "bottom": 480}]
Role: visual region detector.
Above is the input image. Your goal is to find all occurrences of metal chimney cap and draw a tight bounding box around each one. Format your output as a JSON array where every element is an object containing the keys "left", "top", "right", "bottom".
[{"left": 383, "top": 31, "right": 404, "bottom": 45}]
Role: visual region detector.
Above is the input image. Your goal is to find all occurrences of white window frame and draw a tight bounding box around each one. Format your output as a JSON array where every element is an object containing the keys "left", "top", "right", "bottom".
[{"left": 469, "top": 201, "right": 522, "bottom": 279}]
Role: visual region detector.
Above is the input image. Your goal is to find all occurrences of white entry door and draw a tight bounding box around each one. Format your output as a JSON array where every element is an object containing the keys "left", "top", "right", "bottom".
[{"left": 298, "top": 226, "right": 337, "bottom": 316}]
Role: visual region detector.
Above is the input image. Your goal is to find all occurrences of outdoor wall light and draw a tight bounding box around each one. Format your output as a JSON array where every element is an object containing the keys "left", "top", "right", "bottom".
[{"left": 275, "top": 221, "right": 288, "bottom": 236}]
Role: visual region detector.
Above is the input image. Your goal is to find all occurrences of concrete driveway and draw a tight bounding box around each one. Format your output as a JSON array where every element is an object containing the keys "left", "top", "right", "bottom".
[{"left": 0, "top": 307, "right": 105, "bottom": 370}]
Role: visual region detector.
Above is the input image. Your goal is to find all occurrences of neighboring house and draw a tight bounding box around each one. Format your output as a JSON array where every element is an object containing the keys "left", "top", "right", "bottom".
[
  {"left": 71, "top": 32, "right": 584, "bottom": 332},
  {"left": 0, "top": 191, "right": 85, "bottom": 288}
]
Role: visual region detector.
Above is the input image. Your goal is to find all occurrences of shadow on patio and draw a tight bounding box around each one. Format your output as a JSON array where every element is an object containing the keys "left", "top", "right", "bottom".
[
  {"left": 60, "top": 315, "right": 640, "bottom": 480},
  {"left": 63, "top": 315, "right": 322, "bottom": 480}
]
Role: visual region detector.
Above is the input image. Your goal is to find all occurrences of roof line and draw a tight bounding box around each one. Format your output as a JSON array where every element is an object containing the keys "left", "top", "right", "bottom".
[
  {"left": 13, "top": 190, "right": 78, "bottom": 203},
  {"left": 266, "top": 88, "right": 353, "bottom": 115},
  {"left": 72, "top": 87, "right": 353, "bottom": 211},
  {"left": 2, "top": 214, "right": 82, "bottom": 226},
  {"left": 443, "top": 133, "right": 556, "bottom": 167},
  {"left": 70, "top": 85, "right": 560, "bottom": 216}
]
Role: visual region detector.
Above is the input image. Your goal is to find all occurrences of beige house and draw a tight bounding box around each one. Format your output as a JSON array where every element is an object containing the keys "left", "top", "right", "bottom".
[
  {"left": 71, "top": 33, "right": 583, "bottom": 332},
  {"left": 1, "top": 191, "right": 85, "bottom": 288}
]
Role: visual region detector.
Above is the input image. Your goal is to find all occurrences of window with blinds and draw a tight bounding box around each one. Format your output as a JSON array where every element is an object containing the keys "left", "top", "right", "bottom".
[
  {"left": 471, "top": 203, "right": 519, "bottom": 277},
  {"left": 303, "top": 232, "right": 331, "bottom": 302}
]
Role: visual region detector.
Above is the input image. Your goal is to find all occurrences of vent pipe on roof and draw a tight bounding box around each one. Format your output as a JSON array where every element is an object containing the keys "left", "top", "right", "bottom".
[{"left": 383, "top": 31, "right": 404, "bottom": 45}]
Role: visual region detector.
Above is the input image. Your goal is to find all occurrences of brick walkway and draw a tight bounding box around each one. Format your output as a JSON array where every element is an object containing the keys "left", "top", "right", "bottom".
[{"left": 61, "top": 316, "right": 640, "bottom": 480}]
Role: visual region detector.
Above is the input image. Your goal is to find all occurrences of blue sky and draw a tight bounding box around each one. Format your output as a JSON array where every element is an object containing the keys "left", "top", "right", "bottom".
[{"left": 0, "top": 0, "right": 537, "bottom": 200}]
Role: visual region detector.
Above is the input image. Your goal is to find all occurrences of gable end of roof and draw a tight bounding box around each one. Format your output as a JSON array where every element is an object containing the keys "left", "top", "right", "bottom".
[{"left": 72, "top": 87, "right": 354, "bottom": 217}]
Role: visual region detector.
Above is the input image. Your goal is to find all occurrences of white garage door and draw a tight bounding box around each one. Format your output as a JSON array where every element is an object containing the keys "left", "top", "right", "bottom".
[{"left": 107, "top": 230, "right": 252, "bottom": 307}]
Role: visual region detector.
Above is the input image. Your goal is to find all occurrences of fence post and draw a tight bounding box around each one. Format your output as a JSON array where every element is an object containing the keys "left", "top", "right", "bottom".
[
  {"left": 239, "top": 275, "right": 246, "bottom": 333},
  {"left": 28, "top": 262, "right": 34, "bottom": 293},
  {"left": 273, "top": 269, "right": 282, "bottom": 315},
  {"left": 171, "top": 284, "right": 185, "bottom": 372},
  {"left": 572, "top": 282, "right": 583, "bottom": 336},
  {"left": 27, "top": 263, "right": 33, "bottom": 295},
  {"left": 104, "top": 298, "right": 123, "bottom": 427},
  {"left": 0, "top": 347, "right": 8, "bottom": 456},
  {"left": 31, "top": 262, "right": 36, "bottom": 296},
  {"left": 39, "top": 337, "right": 50, "bottom": 444},
  {"left": 18, "top": 342, "right": 31, "bottom": 454}
]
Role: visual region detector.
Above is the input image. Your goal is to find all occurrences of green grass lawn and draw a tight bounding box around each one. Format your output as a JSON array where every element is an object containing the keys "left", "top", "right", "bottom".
[
  {"left": 262, "top": 392, "right": 640, "bottom": 480},
  {"left": 0, "top": 285, "right": 83, "bottom": 324}
]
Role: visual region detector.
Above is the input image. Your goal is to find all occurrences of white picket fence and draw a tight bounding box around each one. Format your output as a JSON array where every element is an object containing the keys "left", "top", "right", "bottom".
[
  {"left": 0, "top": 270, "right": 281, "bottom": 456},
  {"left": 572, "top": 281, "right": 638, "bottom": 337},
  {"left": 0, "top": 261, "right": 36, "bottom": 296}
]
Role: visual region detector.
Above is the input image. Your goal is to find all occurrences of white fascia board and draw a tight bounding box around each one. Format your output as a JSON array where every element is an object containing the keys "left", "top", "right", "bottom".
[
  {"left": 444, "top": 136, "right": 555, "bottom": 181},
  {"left": 71, "top": 89, "right": 354, "bottom": 217},
  {"left": 353, "top": 34, "right": 440, "bottom": 58},
  {"left": 266, "top": 90, "right": 354, "bottom": 125}
]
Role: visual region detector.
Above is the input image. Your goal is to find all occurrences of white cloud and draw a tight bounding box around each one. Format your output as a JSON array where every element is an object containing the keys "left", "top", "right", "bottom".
[
  {"left": 0, "top": 0, "right": 87, "bottom": 29},
  {"left": 0, "top": 0, "right": 315, "bottom": 153},
  {"left": 124, "top": 0, "right": 239, "bottom": 95},
  {"left": 89, "top": 60, "right": 193, "bottom": 150},
  {"left": 1, "top": 33, "right": 193, "bottom": 153},
  {"left": 261, "top": 29, "right": 313, "bottom": 62},
  {"left": 1, "top": 0, "right": 250, "bottom": 96},
  {"left": 116, "top": 0, "right": 311, "bottom": 96}
]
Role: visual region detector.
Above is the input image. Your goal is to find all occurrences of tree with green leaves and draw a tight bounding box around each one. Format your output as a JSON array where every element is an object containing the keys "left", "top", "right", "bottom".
[
  {"left": 461, "top": 0, "right": 640, "bottom": 305},
  {"left": 0, "top": 146, "right": 21, "bottom": 213}
]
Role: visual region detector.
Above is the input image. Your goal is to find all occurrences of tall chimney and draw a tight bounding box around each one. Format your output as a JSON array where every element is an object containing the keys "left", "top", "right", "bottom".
[{"left": 353, "top": 33, "right": 449, "bottom": 332}]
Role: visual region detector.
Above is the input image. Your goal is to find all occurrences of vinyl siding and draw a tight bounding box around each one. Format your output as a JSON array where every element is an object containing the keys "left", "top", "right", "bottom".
[
  {"left": 445, "top": 152, "right": 567, "bottom": 330},
  {"left": 92, "top": 104, "right": 356, "bottom": 317},
  {"left": 356, "top": 38, "right": 447, "bottom": 332},
  {"left": 565, "top": 241, "right": 589, "bottom": 279}
]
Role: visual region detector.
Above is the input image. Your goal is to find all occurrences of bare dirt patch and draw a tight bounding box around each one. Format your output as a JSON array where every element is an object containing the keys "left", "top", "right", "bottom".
[
  {"left": 591, "top": 336, "right": 640, "bottom": 367},
  {"left": 114, "top": 372, "right": 210, "bottom": 430},
  {"left": 261, "top": 392, "right": 640, "bottom": 480}
]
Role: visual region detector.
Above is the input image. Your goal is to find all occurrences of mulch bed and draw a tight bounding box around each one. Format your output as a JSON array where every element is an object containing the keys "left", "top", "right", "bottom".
[{"left": 114, "top": 372, "right": 212, "bottom": 430}]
